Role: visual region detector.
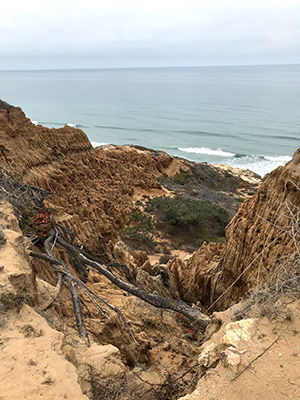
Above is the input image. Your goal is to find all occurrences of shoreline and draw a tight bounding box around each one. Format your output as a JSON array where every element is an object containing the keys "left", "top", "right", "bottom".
[{"left": 91, "top": 141, "right": 292, "bottom": 177}]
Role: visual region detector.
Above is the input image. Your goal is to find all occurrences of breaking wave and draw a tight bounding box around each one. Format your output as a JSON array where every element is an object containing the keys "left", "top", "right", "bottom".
[
  {"left": 264, "top": 155, "right": 292, "bottom": 162},
  {"left": 91, "top": 142, "right": 108, "bottom": 147},
  {"left": 175, "top": 147, "right": 292, "bottom": 176},
  {"left": 227, "top": 155, "right": 292, "bottom": 176},
  {"left": 178, "top": 147, "right": 235, "bottom": 157}
]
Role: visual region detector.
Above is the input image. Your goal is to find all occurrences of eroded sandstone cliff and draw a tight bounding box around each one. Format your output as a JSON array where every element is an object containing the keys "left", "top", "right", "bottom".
[
  {"left": 179, "top": 148, "right": 300, "bottom": 309},
  {"left": 0, "top": 101, "right": 299, "bottom": 400}
]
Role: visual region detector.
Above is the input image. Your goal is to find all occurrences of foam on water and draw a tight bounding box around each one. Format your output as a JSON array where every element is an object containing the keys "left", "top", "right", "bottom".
[
  {"left": 226, "top": 155, "right": 292, "bottom": 176},
  {"left": 264, "top": 155, "right": 292, "bottom": 162},
  {"left": 178, "top": 147, "right": 235, "bottom": 157},
  {"left": 176, "top": 147, "right": 292, "bottom": 176},
  {"left": 91, "top": 142, "right": 108, "bottom": 147}
]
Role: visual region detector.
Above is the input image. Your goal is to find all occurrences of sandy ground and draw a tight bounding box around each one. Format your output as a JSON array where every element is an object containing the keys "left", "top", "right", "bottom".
[{"left": 180, "top": 302, "right": 300, "bottom": 400}]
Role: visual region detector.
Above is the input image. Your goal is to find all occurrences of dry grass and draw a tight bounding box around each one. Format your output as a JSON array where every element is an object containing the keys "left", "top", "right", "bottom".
[{"left": 233, "top": 255, "right": 300, "bottom": 320}]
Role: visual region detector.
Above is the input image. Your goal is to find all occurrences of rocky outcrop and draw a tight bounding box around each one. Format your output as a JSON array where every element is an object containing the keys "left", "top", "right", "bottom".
[
  {"left": 182, "top": 148, "right": 300, "bottom": 309},
  {"left": 0, "top": 201, "right": 87, "bottom": 399},
  {"left": 0, "top": 103, "right": 172, "bottom": 252},
  {"left": 0, "top": 201, "right": 36, "bottom": 313}
]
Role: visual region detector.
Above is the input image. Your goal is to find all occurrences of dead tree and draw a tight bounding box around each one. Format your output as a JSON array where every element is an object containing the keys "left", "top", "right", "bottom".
[
  {"left": 30, "top": 226, "right": 210, "bottom": 343},
  {"left": 57, "top": 236, "right": 210, "bottom": 325}
]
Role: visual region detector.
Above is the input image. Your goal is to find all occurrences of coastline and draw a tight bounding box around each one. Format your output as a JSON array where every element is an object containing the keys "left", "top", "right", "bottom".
[
  {"left": 91, "top": 140, "right": 292, "bottom": 177},
  {"left": 1, "top": 64, "right": 297, "bottom": 178}
]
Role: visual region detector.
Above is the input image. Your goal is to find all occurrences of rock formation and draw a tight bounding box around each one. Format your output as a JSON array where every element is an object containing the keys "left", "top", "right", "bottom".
[
  {"left": 0, "top": 101, "right": 299, "bottom": 400},
  {"left": 179, "top": 148, "right": 300, "bottom": 310}
]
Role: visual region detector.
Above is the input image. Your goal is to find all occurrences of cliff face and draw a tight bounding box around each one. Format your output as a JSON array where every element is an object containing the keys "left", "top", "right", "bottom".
[
  {"left": 0, "top": 201, "right": 205, "bottom": 400},
  {"left": 1, "top": 101, "right": 297, "bottom": 311},
  {"left": 182, "top": 149, "right": 300, "bottom": 309},
  {"left": 0, "top": 104, "right": 172, "bottom": 250}
]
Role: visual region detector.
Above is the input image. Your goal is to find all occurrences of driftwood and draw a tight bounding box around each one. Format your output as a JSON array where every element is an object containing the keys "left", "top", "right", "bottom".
[{"left": 30, "top": 225, "right": 211, "bottom": 343}]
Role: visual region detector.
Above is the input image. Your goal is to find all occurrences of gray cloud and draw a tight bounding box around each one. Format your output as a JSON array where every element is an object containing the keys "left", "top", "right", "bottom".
[{"left": 1, "top": 0, "right": 300, "bottom": 69}]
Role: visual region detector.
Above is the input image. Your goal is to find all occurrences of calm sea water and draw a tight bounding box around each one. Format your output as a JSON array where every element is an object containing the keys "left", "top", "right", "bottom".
[{"left": 0, "top": 65, "right": 299, "bottom": 176}]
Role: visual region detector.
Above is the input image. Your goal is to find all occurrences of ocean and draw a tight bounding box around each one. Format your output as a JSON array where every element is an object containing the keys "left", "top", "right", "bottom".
[{"left": 0, "top": 65, "right": 299, "bottom": 176}]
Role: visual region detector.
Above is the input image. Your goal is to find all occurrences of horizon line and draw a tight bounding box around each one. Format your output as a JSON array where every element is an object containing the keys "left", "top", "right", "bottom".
[{"left": 0, "top": 62, "right": 300, "bottom": 73}]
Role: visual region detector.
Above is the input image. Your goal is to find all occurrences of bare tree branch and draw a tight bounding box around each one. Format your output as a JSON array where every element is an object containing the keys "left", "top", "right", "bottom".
[{"left": 57, "top": 236, "right": 211, "bottom": 329}]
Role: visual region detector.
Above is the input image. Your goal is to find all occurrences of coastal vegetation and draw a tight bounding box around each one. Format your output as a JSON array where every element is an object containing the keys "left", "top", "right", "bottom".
[
  {"left": 148, "top": 196, "right": 229, "bottom": 243},
  {"left": 121, "top": 211, "right": 156, "bottom": 244}
]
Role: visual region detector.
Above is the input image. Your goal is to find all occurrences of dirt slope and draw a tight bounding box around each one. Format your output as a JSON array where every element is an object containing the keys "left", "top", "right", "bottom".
[{"left": 179, "top": 301, "right": 300, "bottom": 400}]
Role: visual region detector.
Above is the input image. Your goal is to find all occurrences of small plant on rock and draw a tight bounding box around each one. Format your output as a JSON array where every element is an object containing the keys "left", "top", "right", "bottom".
[{"left": 19, "top": 207, "right": 54, "bottom": 239}]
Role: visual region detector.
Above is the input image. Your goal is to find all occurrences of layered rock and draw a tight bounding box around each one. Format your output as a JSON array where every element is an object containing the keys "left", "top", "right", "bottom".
[{"left": 0, "top": 103, "right": 171, "bottom": 251}]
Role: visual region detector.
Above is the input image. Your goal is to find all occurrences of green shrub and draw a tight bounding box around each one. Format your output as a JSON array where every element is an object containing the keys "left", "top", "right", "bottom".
[
  {"left": 149, "top": 196, "right": 229, "bottom": 228},
  {"left": 173, "top": 171, "right": 191, "bottom": 186},
  {"left": 121, "top": 211, "right": 156, "bottom": 243}
]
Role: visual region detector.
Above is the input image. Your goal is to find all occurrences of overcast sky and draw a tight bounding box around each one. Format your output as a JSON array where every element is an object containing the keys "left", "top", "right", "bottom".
[{"left": 1, "top": 0, "right": 300, "bottom": 69}]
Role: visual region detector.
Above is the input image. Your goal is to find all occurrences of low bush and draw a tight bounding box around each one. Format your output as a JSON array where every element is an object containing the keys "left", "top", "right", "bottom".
[
  {"left": 149, "top": 196, "right": 229, "bottom": 228},
  {"left": 121, "top": 211, "right": 156, "bottom": 244}
]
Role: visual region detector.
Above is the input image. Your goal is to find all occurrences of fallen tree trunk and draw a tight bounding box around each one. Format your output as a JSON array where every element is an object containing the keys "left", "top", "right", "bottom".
[{"left": 57, "top": 236, "right": 211, "bottom": 329}]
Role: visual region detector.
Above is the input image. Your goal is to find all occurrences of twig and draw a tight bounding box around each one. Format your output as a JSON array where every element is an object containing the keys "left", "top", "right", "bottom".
[
  {"left": 133, "top": 372, "right": 165, "bottom": 387},
  {"left": 68, "top": 280, "right": 90, "bottom": 346},
  {"left": 231, "top": 327, "right": 288, "bottom": 382},
  {"left": 40, "top": 230, "right": 90, "bottom": 345}
]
